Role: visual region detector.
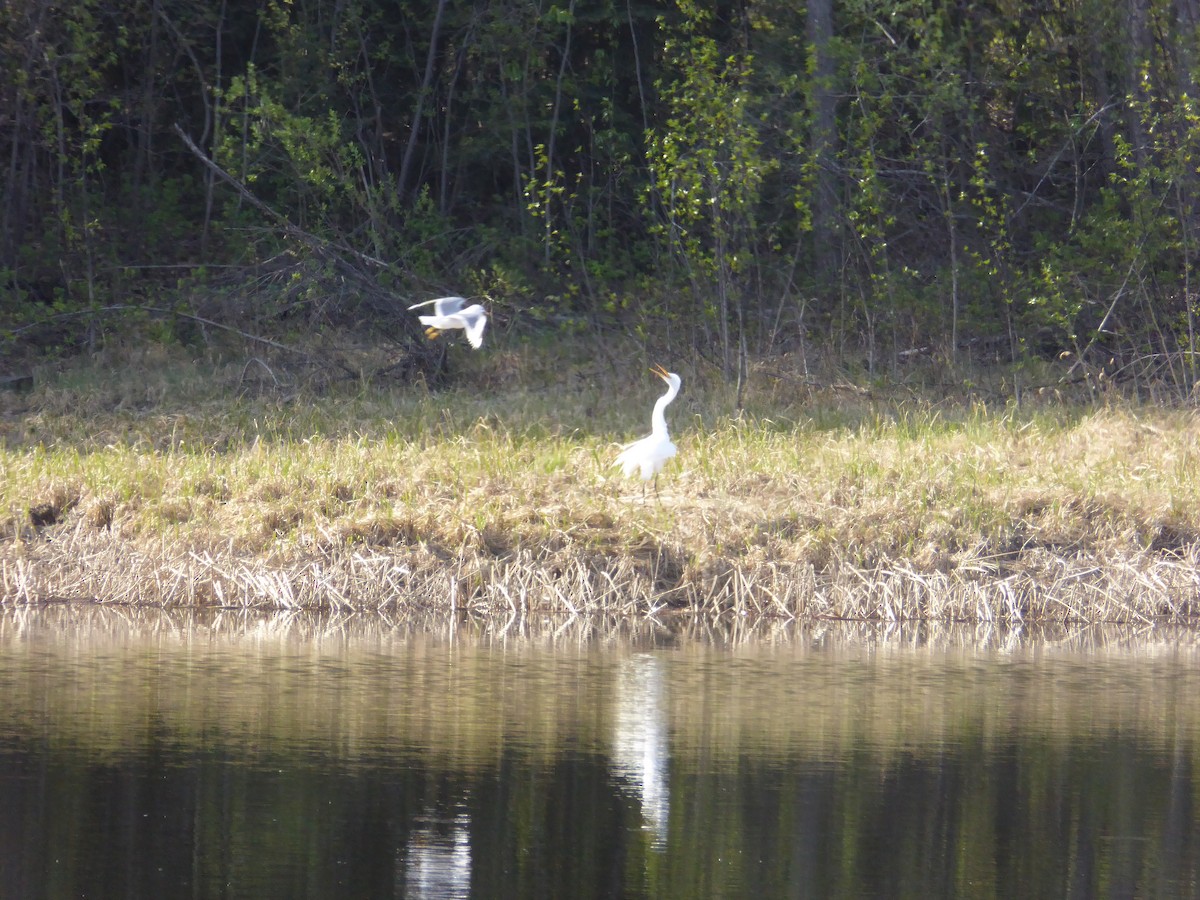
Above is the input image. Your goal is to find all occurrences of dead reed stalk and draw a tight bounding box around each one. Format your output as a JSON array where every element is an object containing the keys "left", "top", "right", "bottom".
[{"left": 4, "top": 526, "right": 1199, "bottom": 623}]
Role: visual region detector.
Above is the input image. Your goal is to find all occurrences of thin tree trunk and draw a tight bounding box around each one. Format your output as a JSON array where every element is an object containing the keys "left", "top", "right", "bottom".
[
  {"left": 943, "top": 167, "right": 959, "bottom": 363},
  {"left": 1126, "top": 0, "right": 1150, "bottom": 169},
  {"left": 626, "top": 0, "right": 649, "bottom": 136},
  {"left": 398, "top": 0, "right": 448, "bottom": 202},
  {"left": 807, "top": 0, "right": 838, "bottom": 298},
  {"left": 543, "top": 0, "right": 577, "bottom": 263},
  {"left": 439, "top": 36, "right": 470, "bottom": 216},
  {"left": 155, "top": 1, "right": 221, "bottom": 256},
  {"left": 498, "top": 77, "right": 525, "bottom": 233},
  {"left": 1085, "top": 31, "right": 1115, "bottom": 197},
  {"left": 205, "top": 1, "right": 225, "bottom": 258},
  {"left": 1173, "top": 0, "right": 1200, "bottom": 385},
  {"left": 132, "top": 0, "right": 161, "bottom": 213}
]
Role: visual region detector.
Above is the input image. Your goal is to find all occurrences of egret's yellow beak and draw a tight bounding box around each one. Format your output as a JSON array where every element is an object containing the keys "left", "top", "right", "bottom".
[{"left": 650, "top": 363, "right": 670, "bottom": 380}]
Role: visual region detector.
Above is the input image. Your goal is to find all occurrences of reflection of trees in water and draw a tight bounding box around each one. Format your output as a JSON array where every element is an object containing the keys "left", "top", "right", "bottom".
[
  {"left": 403, "top": 809, "right": 472, "bottom": 900},
  {"left": 5, "top": 604, "right": 1200, "bottom": 897},
  {"left": 611, "top": 653, "right": 670, "bottom": 849}
]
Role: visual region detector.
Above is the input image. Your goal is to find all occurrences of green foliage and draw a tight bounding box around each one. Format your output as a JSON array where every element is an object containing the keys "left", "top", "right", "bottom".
[
  {"left": 215, "top": 65, "right": 361, "bottom": 234},
  {"left": 3, "top": 0, "right": 1200, "bottom": 385},
  {"left": 0, "top": 0, "right": 121, "bottom": 298},
  {"left": 1031, "top": 89, "right": 1200, "bottom": 363},
  {"left": 647, "top": 6, "right": 772, "bottom": 295}
]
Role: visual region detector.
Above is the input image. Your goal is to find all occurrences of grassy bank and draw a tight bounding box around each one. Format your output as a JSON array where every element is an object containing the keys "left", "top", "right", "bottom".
[{"left": 3, "top": 338, "right": 1200, "bottom": 621}]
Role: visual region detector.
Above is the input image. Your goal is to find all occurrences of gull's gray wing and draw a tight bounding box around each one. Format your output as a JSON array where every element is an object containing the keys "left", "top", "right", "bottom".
[{"left": 407, "top": 296, "right": 467, "bottom": 315}]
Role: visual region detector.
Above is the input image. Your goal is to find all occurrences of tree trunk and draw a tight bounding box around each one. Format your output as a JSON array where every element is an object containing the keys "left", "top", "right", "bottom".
[
  {"left": 398, "top": 0, "right": 448, "bottom": 203},
  {"left": 1173, "top": 0, "right": 1200, "bottom": 384},
  {"left": 806, "top": 0, "right": 838, "bottom": 308},
  {"left": 543, "top": 0, "right": 577, "bottom": 263},
  {"left": 1125, "top": 0, "right": 1150, "bottom": 169}
]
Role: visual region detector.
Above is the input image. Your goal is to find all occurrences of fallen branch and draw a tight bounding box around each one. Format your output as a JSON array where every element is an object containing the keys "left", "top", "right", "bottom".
[
  {"left": 10, "top": 303, "right": 308, "bottom": 357},
  {"left": 172, "top": 124, "right": 388, "bottom": 271}
]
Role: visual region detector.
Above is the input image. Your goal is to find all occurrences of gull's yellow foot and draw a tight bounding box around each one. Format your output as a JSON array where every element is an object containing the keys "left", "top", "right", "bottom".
[{"left": 424, "top": 326, "right": 441, "bottom": 340}]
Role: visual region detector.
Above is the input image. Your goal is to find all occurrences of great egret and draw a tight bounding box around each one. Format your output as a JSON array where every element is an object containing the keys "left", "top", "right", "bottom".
[
  {"left": 407, "top": 296, "right": 488, "bottom": 349},
  {"left": 613, "top": 364, "right": 681, "bottom": 498}
]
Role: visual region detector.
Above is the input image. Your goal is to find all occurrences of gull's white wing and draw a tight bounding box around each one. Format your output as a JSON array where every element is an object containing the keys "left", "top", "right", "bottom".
[
  {"left": 459, "top": 305, "right": 488, "bottom": 348},
  {"left": 408, "top": 295, "right": 468, "bottom": 315}
]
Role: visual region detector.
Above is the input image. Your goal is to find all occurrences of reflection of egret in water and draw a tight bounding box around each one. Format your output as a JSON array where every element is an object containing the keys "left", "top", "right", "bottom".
[
  {"left": 610, "top": 653, "right": 671, "bottom": 849},
  {"left": 403, "top": 808, "right": 472, "bottom": 899}
]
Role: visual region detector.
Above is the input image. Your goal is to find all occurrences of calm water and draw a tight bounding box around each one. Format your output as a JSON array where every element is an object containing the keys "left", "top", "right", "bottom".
[{"left": 0, "top": 607, "right": 1198, "bottom": 899}]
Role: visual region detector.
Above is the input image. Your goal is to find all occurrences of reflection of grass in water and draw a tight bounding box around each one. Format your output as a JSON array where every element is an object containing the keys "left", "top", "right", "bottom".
[
  {"left": 3, "top": 345, "right": 1200, "bottom": 618},
  {"left": 2, "top": 606, "right": 1199, "bottom": 769}
]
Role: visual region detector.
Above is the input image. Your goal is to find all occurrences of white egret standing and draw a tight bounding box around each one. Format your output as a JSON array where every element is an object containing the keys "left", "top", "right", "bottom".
[
  {"left": 407, "top": 296, "right": 488, "bottom": 349},
  {"left": 613, "top": 364, "right": 681, "bottom": 499}
]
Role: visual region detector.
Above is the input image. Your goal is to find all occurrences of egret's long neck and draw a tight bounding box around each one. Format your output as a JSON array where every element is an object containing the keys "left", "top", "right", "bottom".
[{"left": 650, "top": 381, "right": 679, "bottom": 436}]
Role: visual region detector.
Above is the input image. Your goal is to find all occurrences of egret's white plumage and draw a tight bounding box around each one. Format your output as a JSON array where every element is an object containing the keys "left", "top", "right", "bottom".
[
  {"left": 407, "top": 296, "right": 488, "bottom": 349},
  {"left": 613, "top": 364, "right": 681, "bottom": 495}
]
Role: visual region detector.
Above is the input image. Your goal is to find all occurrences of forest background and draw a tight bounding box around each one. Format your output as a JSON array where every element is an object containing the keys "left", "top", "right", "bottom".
[{"left": 3, "top": 0, "right": 1200, "bottom": 390}]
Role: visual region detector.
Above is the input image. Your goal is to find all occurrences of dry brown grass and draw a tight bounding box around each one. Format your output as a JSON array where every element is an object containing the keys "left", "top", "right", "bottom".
[{"left": 4, "top": 340, "right": 1200, "bottom": 620}]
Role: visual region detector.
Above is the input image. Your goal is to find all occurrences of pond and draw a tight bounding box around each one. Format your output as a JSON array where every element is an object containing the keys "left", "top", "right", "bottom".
[{"left": 0, "top": 606, "right": 1197, "bottom": 899}]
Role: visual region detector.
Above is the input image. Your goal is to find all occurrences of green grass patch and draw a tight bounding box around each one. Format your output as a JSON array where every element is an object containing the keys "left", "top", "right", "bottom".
[{"left": 3, "top": 340, "right": 1200, "bottom": 618}]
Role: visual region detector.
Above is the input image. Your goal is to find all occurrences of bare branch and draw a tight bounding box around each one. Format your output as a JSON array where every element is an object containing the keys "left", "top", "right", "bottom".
[{"left": 171, "top": 124, "right": 388, "bottom": 269}]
